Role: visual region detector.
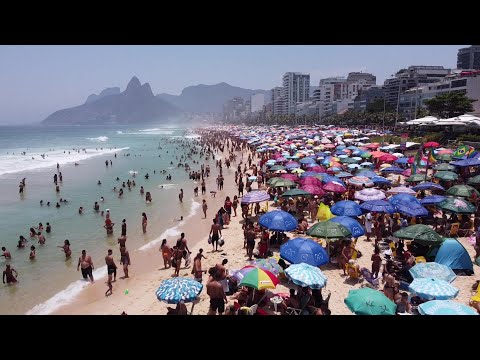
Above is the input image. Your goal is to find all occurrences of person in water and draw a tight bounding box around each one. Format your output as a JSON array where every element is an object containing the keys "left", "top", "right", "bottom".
[
  {"left": 29, "top": 245, "right": 36, "bottom": 260},
  {"left": 3, "top": 264, "right": 18, "bottom": 284},
  {"left": 105, "top": 249, "right": 117, "bottom": 296},
  {"left": 142, "top": 212, "right": 148, "bottom": 233},
  {"left": 77, "top": 250, "right": 94, "bottom": 283},
  {"left": 58, "top": 239, "right": 72, "bottom": 259},
  {"left": 1, "top": 247, "right": 11, "bottom": 259}
]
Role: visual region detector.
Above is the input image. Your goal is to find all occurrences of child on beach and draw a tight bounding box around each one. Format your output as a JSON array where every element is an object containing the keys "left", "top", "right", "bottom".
[{"left": 160, "top": 239, "right": 172, "bottom": 269}]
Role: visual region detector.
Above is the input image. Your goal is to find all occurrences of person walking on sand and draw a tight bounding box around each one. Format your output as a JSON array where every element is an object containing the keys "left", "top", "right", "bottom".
[
  {"left": 192, "top": 249, "right": 207, "bottom": 283},
  {"left": 77, "top": 250, "right": 94, "bottom": 283},
  {"left": 371, "top": 246, "right": 382, "bottom": 279},
  {"left": 160, "top": 239, "right": 172, "bottom": 269},
  {"left": 232, "top": 195, "right": 239, "bottom": 217},
  {"left": 245, "top": 224, "right": 256, "bottom": 261},
  {"left": 119, "top": 246, "right": 130, "bottom": 279},
  {"left": 202, "top": 199, "right": 208, "bottom": 219},
  {"left": 58, "top": 239, "right": 72, "bottom": 259},
  {"left": 206, "top": 267, "right": 227, "bottom": 315},
  {"left": 142, "top": 212, "right": 148, "bottom": 233},
  {"left": 209, "top": 218, "right": 222, "bottom": 252},
  {"left": 105, "top": 249, "right": 117, "bottom": 296},
  {"left": 201, "top": 179, "right": 206, "bottom": 195},
  {"left": 179, "top": 189, "right": 184, "bottom": 203},
  {"left": 3, "top": 264, "right": 18, "bottom": 284}
]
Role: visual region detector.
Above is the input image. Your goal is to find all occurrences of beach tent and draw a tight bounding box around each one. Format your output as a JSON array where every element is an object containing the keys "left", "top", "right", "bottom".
[{"left": 434, "top": 238, "right": 474, "bottom": 275}]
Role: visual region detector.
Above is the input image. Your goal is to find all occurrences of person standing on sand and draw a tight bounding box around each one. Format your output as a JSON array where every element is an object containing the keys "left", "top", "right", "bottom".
[
  {"left": 118, "top": 235, "right": 127, "bottom": 250},
  {"left": 209, "top": 219, "right": 222, "bottom": 252},
  {"left": 215, "top": 259, "right": 229, "bottom": 294},
  {"left": 238, "top": 179, "right": 244, "bottom": 197},
  {"left": 3, "top": 264, "right": 18, "bottom": 284},
  {"left": 121, "top": 219, "right": 127, "bottom": 237},
  {"left": 58, "top": 239, "right": 72, "bottom": 259},
  {"left": 202, "top": 199, "right": 208, "bottom": 219},
  {"left": 245, "top": 224, "right": 256, "bottom": 261},
  {"left": 105, "top": 249, "right": 117, "bottom": 296},
  {"left": 119, "top": 246, "right": 131, "bottom": 279},
  {"left": 160, "top": 239, "right": 172, "bottom": 269},
  {"left": 179, "top": 189, "right": 184, "bottom": 202},
  {"left": 232, "top": 196, "right": 239, "bottom": 217},
  {"left": 142, "top": 212, "right": 148, "bottom": 233},
  {"left": 77, "top": 250, "right": 94, "bottom": 283},
  {"left": 207, "top": 267, "right": 227, "bottom": 315},
  {"left": 192, "top": 249, "right": 207, "bottom": 283}
]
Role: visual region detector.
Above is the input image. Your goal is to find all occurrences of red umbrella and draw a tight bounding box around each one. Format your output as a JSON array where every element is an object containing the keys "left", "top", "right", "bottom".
[
  {"left": 301, "top": 185, "right": 326, "bottom": 196},
  {"left": 424, "top": 142, "right": 439, "bottom": 148},
  {"left": 299, "top": 177, "right": 323, "bottom": 186},
  {"left": 323, "top": 181, "right": 347, "bottom": 193},
  {"left": 379, "top": 154, "right": 398, "bottom": 162},
  {"left": 310, "top": 166, "right": 326, "bottom": 173},
  {"left": 280, "top": 174, "right": 298, "bottom": 181},
  {"left": 366, "top": 143, "right": 380, "bottom": 149}
]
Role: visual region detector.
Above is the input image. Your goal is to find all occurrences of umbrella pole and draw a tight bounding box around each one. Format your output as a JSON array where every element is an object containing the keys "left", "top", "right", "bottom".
[{"left": 190, "top": 302, "right": 195, "bottom": 315}]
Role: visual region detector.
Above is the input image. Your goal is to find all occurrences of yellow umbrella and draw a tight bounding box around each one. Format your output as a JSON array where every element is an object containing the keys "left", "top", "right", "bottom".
[{"left": 291, "top": 168, "right": 305, "bottom": 174}]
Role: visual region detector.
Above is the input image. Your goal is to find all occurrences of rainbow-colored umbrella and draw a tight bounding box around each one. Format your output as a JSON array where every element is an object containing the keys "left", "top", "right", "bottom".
[{"left": 238, "top": 266, "right": 279, "bottom": 290}]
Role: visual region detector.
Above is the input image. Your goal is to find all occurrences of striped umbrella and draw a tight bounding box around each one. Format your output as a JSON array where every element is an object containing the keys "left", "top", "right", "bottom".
[
  {"left": 386, "top": 186, "right": 416, "bottom": 195},
  {"left": 408, "top": 278, "right": 459, "bottom": 300},
  {"left": 156, "top": 277, "right": 203, "bottom": 304},
  {"left": 241, "top": 190, "right": 270, "bottom": 204},
  {"left": 238, "top": 267, "right": 279, "bottom": 290},
  {"left": 348, "top": 176, "right": 374, "bottom": 187},
  {"left": 409, "top": 262, "right": 457, "bottom": 283},
  {"left": 355, "top": 188, "right": 386, "bottom": 201},
  {"left": 418, "top": 300, "right": 478, "bottom": 315},
  {"left": 285, "top": 263, "right": 327, "bottom": 289}
]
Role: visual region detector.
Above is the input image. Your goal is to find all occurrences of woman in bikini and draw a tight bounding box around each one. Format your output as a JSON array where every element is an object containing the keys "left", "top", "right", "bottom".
[
  {"left": 160, "top": 239, "right": 172, "bottom": 269},
  {"left": 141, "top": 212, "right": 148, "bottom": 233},
  {"left": 232, "top": 196, "right": 239, "bottom": 217},
  {"left": 258, "top": 229, "right": 269, "bottom": 259},
  {"left": 58, "top": 239, "right": 72, "bottom": 259}
]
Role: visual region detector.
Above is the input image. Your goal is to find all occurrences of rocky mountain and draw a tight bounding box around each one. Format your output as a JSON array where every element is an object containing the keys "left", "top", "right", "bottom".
[
  {"left": 157, "top": 82, "right": 269, "bottom": 113},
  {"left": 85, "top": 87, "right": 121, "bottom": 104},
  {"left": 43, "top": 77, "right": 180, "bottom": 125}
]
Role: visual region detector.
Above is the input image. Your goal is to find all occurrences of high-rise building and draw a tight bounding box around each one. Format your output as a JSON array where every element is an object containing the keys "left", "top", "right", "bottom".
[
  {"left": 346, "top": 72, "right": 376, "bottom": 85},
  {"left": 282, "top": 72, "right": 310, "bottom": 114},
  {"left": 457, "top": 46, "right": 480, "bottom": 70},
  {"left": 271, "top": 87, "right": 285, "bottom": 115},
  {"left": 250, "top": 93, "right": 265, "bottom": 113}
]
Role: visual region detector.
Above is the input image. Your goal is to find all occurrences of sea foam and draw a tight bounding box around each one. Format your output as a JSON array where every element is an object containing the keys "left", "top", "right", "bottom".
[{"left": 86, "top": 136, "right": 109, "bottom": 142}]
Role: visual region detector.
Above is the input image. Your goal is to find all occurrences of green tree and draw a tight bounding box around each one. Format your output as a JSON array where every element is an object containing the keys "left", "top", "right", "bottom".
[
  {"left": 366, "top": 98, "right": 394, "bottom": 113},
  {"left": 424, "top": 91, "right": 475, "bottom": 118}
]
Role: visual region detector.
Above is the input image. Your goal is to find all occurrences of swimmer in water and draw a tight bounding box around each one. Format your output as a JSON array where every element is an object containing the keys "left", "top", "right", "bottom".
[
  {"left": 38, "top": 233, "right": 46, "bottom": 245},
  {"left": 58, "top": 239, "right": 72, "bottom": 259},
  {"left": 29, "top": 245, "right": 36, "bottom": 260},
  {"left": 98, "top": 180, "right": 102, "bottom": 185}
]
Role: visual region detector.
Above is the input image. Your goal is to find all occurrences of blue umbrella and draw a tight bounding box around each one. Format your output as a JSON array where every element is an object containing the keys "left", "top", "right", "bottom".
[
  {"left": 371, "top": 176, "right": 392, "bottom": 185},
  {"left": 389, "top": 194, "right": 421, "bottom": 207},
  {"left": 241, "top": 190, "right": 270, "bottom": 204},
  {"left": 331, "top": 200, "right": 363, "bottom": 217},
  {"left": 360, "top": 161, "right": 373, "bottom": 167},
  {"left": 156, "top": 277, "right": 203, "bottom": 304},
  {"left": 285, "top": 263, "right": 327, "bottom": 289},
  {"left": 360, "top": 200, "right": 396, "bottom": 214},
  {"left": 330, "top": 216, "right": 365, "bottom": 237},
  {"left": 356, "top": 169, "right": 377, "bottom": 178},
  {"left": 300, "top": 171, "right": 321, "bottom": 178},
  {"left": 412, "top": 182, "right": 446, "bottom": 192},
  {"left": 285, "top": 162, "right": 301, "bottom": 170},
  {"left": 451, "top": 158, "right": 480, "bottom": 167},
  {"left": 348, "top": 164, "right": 362, "bottom": 169},
  {"left": 395, "top": 157, "right": 409, "bottom": 164},
  {"left": 395, "top": 204, "right": 429, "bottom": 217},
  {"left": 280, "top": 237, "right": 329, "bottom": 267},
  {"left": 380, "top": 166, "right": 404, "bottom": 173},
  {"left": 322, "top": 176, "right": 345, "bottom": 186},
  {"left": 336, "top": 171, "right": 354, "bottom": 178},
  {"left": 300, "top": 157, "right": 316, "bottom": 164},
  {"left": 418, "top": 300, "right": 478, "bottom": 315},
  {"left": 409, "top": 262, "right": 457, "bottom": 283},
  {"left": 258, "top": 210, "right": 298, "bottom": 232},
  {"left": 408, "top": 278, "right": 459, "bottom": 300},
  {"left": 420, "top": 195, "right": 446, "bottom": 205}
]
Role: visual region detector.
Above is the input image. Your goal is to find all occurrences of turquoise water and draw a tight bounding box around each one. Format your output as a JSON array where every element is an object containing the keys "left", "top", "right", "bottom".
[{"left": 0, "top": 125, "right": 205, "bottom": 314}]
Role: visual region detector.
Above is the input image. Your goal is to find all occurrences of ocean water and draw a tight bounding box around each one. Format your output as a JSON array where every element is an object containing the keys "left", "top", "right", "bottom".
[{"left": 0, "top": 125, "right": 205, "bottom": 314}]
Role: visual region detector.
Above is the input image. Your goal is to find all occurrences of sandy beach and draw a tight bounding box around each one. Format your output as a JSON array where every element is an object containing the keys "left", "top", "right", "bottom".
[{"left": 53, "top": 135, "right": 479, "bottom": 315}]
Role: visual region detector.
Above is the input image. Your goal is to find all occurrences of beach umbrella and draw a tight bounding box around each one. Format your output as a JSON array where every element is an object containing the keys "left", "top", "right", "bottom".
[
  {"left": 360, "top": 161, "right": 373, "bottom": 167},
  {"left": 238, "top": 267, "right": 279, "bottom": 290},
  {"left": 348, "top": 164, "right": 362, "bottom": 169},
  {"left": 394, "top": 224, "right": 443, "bottom": 245},
  {"left": 269, "top": 165, "right": 286, "bottom": 171},
  {"left": 344, "top": 288, "right": 396, "bottom": 315},
  {"left": 247, "top": 259, "right": 284, "bottom": 277},
  {"left": 300, "top": 157, "right": 316, "bottom": 164},
  {"left": 336, "top": 171, "right": 354, "bottom": 178},
  {"left": 300, "top": 171, "right": 319, "bottom": 178},
  {"left": 406, "top": 174, "right": 431, "bottom": 182},
  {"left": 408, "top": 278, "right": 459, "bottom": 300},
  {"left": 412, "top": 182, "right": 445, "bottom": 192},
  {"left": 380, "top": 166, "right": 404, "bottom": 174},
  {"left": 330, "top": 216, "right": 365, "bottom": 237},
  {"left": 299, "top": 177, "right": 322, "bottom": 186},
  {"left": 438, "top": 197, "right": 476, "bottom": 214},
  {"left": 418, "top": 300, "right": 478, "bottom": 315},
  {"left": 395, "top": 157, "right": 409, "bottom": 164},
  {"left": 356, "top": 169, "right": 377, "bottom": 178},
  {"left": 241, "top": 190, "right": 270, "bottom": 204},
  {"left": 285, "top": 162, "right": 301, "bottom": 170},
  {"left": 435, "top": 154, "right": 453, "bottom": 162},
  {"left": 280, "top": 189, "right": 312, "bottom": 198},
  {"left": 280, "top": 174, "right": 298, "bottom": 181},
  {"left": 386, "top": 186, "right": 416, "bottom": 195},
  {"left": 379, "top": 154, "right": 398, "bottom": 162},
  {"left": 267, "top": 177, "right": 283, "bottom": 185},
  {"left": 271, "top": 179, "right": 296, "bottom": 188},
  {"left": 389, "top": 194, "right": 421, "bottom": 207},
  {"left": 306, "top": 221, "right": 352, "bottom": 239},
  {"left": 467, "top": 175, "right": 480, "bottom": 185},
  {"left": 331, "top": 200, "right": 363, "bottom": 217},
  {"left": 309, "top": 166, "right": 326, "bottom": 173},
  {"left": 285, "top": 263, "right": 328, "bottom": 289},
  {"left": 420, "top": 195, "right": 446, "bottom": 205},
  {"left": 423, "top": 141, "right": 440, "bottom": 148},
  {"left": 348, "top": 176, "right": 374, "bottom": 187},
  {"left": 258, "top": 210, "right": 298, "bottom": 232},
  {"left": 301, "top": 185, "right": 326, "bottom": 196},
  {"left": 340, "top": 157, "right": 359, "bottom": 164},
  {"left": 451, "top": 158, "right": 480, "bottom": 167},
  {"left": 446, "top": 185, "right": 480, "bottom": 198},
  {"left": 156, "top": 277, "right": 203, "bottom": 304},
  {"left": 291, "top": 168, "right": 305, "bottom": 174},
  {"left": 433, "top": 171, "right": 458, "bottom": 181},
  {"left": 355, "top": 188, "right": 386, "bottom": 201},
  {"left": 395, "top": 204, "right": 429, "bottom": 217},
  {"left": 323, "top": 181, "right": 347, "bottom": 193},
  {"left": 409, "top": 262, "right": 457, "bottom": 283},
  {"left": 280, "top": 237, "right": 329, "bottom": 266},
  {"left": 371, "top": 176, "right": 392, "bottom": 185},
  {"left": 360, "top": 200, "right": 396, "bottom": 214}
]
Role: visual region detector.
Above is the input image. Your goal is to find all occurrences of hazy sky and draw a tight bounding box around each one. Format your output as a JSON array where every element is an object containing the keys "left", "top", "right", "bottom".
[{"left": 0, "top": 45, "right": 467, "bottom": 124}]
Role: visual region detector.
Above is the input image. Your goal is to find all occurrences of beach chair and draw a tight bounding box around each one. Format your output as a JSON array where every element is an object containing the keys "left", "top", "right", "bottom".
[
  {"left": 360, "top": 267, "right": 379, "bottom": 289},
  {"left": 345, "top": 263, "right": 361, "bottom": 281},
  {"left": 448, "top": 223, "right": 460, "bottom": 238},
  {"left": 286, "top": 294, "right": 311, "bottom": 315}
]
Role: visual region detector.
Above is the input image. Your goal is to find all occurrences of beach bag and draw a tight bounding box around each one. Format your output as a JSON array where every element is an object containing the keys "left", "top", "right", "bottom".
[
  {"left": 208, "top": 236, "right": 212, "bottom": 244},
  {"left": 219, "top": 237, "right": 225, "bottom": 247}
]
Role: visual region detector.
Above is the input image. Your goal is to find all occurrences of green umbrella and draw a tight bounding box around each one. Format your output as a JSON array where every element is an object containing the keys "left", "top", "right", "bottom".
[
  {"left": 267, "top": 177, "right": 283, "bottom": 185},
  {"left": 306, "top": 221, "right": 352, "bottom": 239},
  {"left": 435, "top": 154, "right": 453, "bottom": 162},
  {"left": 406, "top": 174, "right": 431, "bottom": 182},
  {"left": 344, "top": 288, "right": 396, "bottom": 315},
  {"left": 281, "top": 189, "right": 312, "bottom": 198},
  {"left": 434, "top": 162, "right": 455, "bottom": 171},
  {"left": 269, "top": 165, "right": 286, "bottom": 171},
  {"left": 438, "top": 197, "right": 476, "bottom": 214},
  {"left": 467, "top": 175, "right": 480, "bottom": 185},
  {"left": 340, "top": 157, "right": 359, "bottom": 164},
  {"left": 394, "top": 224, "right": 443, "bottom": 246},
  {"left": 270, "top": 179, "right": 296, "bottom": 188},
  {"left": 360, "top": 152, "right": 372, "bottom": 159},
  {"left": 446, "top": 185, "right": 480, "bottom": 198},
  {"left": 433, "top": 171, "right": 459, "bottom": 181}
]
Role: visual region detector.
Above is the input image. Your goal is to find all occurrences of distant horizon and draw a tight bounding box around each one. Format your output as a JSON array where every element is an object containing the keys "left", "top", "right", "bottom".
[{"left": 0, "top": 45, "right": 468, "bottom": 124}]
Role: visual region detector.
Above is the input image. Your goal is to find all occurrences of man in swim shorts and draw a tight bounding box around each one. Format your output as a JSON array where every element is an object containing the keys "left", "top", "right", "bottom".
[
  {"left": 77, "top": 250, "right": 94, "bottom": 283},
  {"left": 105, "top": 249, "right": 117, "bottom": 296}
]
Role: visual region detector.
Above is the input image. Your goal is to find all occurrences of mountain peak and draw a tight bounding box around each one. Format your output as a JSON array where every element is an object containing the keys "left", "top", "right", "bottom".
[{"left": 125, "top": 76, "right": 142, "bottom": 93}]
